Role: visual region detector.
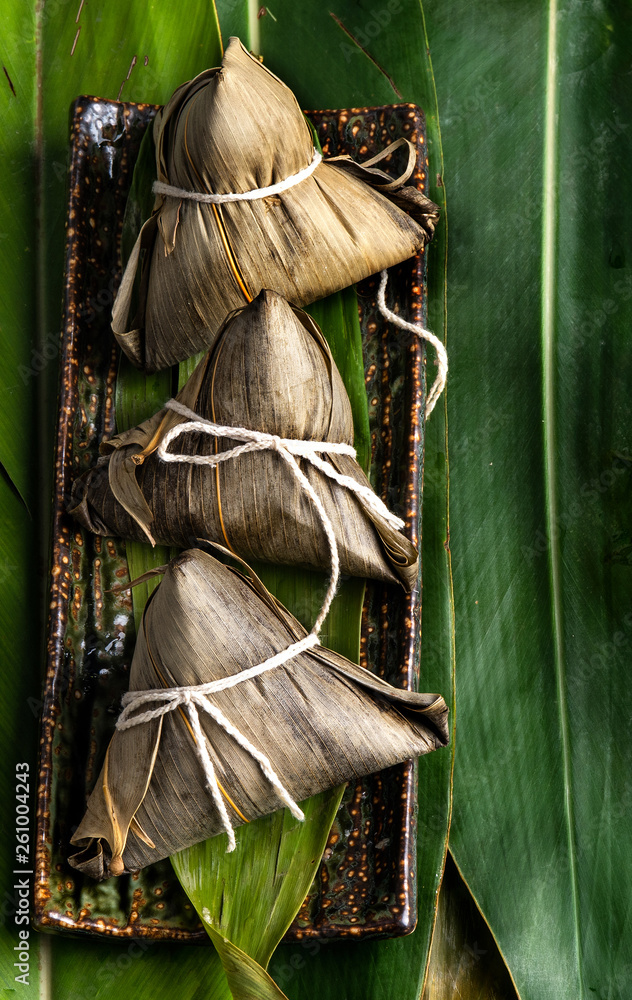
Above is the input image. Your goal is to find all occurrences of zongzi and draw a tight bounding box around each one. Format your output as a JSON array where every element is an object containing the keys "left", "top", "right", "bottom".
[
  {"left": 112, "top": 36, "right": 440, "bottom": 373},
  {"left": 69, "top": 546, "right": 448, "bottom": 879},
  {"left": 71, "top": 290, "right": 419, "bottom": 588}
]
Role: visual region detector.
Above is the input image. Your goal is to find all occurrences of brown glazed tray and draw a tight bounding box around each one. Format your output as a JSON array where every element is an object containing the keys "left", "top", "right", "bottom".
[{"left": 34, "top": 96, "right": 431, "bottom": 942}]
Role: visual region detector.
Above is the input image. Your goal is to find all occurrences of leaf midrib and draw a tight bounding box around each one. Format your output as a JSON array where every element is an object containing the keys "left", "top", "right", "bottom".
[{"left": 541, "top": 0, "right": 583, "bottom": 993}]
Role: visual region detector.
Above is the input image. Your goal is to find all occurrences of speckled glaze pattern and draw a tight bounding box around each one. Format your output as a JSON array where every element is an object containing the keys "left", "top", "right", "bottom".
[{"left": 35, "top": 99, "right": 431, "bottom": 943}]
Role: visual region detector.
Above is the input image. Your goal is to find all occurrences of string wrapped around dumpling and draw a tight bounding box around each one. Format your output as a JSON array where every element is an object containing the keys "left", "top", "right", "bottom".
[
  {"left": 70, "top": 290, "right": 419, "bottom": 588},
  {"left": 113, "top": 35, "right": 440, "bottom": 373},
  {"left": 68, "top": 546, "right": 449, "bottom": 879}
]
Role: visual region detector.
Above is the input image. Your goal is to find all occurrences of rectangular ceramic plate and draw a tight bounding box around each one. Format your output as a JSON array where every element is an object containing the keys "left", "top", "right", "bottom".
[{"left": 34, "top": 98, "right": 431, "bottom": 943}]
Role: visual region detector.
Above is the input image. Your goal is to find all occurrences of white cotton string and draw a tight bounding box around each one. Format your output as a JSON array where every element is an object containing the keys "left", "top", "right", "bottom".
[
  {"left": 182, "top": 697, "right": 237, "bottom": 850},
  {"left": 119, "top": 635, "right": 320, "bottom": 726},
  {"left": 377, "top": 269, "right": 448, "bottom": 417},
  {"left": 160, "top": 399, "right": 405, "bottom": 532},
  {"left": 117, "top": 632, "right": 318, "bottom": 851},
  {"left": 152, "top": 149, "right": 322, "bottom": 205},
  {"left": 157, "top": 397, "right": 382, "bottom": 635}
]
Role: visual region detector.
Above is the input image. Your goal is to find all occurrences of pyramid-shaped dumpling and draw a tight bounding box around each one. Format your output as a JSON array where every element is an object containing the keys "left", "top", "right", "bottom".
[
  {"left": 69, "top": 547, "right": 448, "bottom": 879},
  {"left": 72, "top": 291, "right": 419, "bottom": 588},
  {"left": 112, "top": 37, "right": 439, "bottom": 372}
]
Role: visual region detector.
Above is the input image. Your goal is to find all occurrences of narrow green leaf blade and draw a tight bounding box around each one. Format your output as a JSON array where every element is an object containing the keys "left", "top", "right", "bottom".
[
  {"left": 173, "top": 790, "right": 344, "bottom": 979},
  {"left": 0, "top": 3, "right": 38, "bottom": 508},
  {"left": 424, "top": 0, "right": 632, "bottom": 996},
  {"left": 0, "top": 477, "right": 40, "bottom": 999}
]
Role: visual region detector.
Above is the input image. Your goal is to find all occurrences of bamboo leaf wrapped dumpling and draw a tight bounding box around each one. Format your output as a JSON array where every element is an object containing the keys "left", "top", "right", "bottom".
[
  {"left": 113, "top": 36, "right": 440, "bottom": 372},
  {"left": 69, "top": 547, "right": 449, "bottom": 879},
  {"left": 71, "top": 290, "right": 419, "bottom": 588}
]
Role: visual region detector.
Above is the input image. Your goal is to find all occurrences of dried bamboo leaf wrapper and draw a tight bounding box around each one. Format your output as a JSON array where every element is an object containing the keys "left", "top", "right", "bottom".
[
  {"left": 113, "top": 36, "right": 440, "bottom": 372},
  {"left": 72, "top": 291, "right": 419, "bottom": 587},
  {"left": 69, "top": 548, "right": 449, "bottom": 879}
]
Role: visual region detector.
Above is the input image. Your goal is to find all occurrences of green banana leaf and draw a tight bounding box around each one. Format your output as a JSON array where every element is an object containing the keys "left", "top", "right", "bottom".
[
  {"left": 426, "top": 1, "right": 632, "bottom": 997},
  {"left": 0, "top": 5, "right": 38, "bottom": 509},
  {"left": 0, "top": 6, "right": 41, "bottom": 986}
]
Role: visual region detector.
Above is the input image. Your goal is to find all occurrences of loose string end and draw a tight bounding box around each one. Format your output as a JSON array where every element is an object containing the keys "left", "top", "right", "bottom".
[{"left": 377, "top": 269, "right": 447, "bottom": 419}]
